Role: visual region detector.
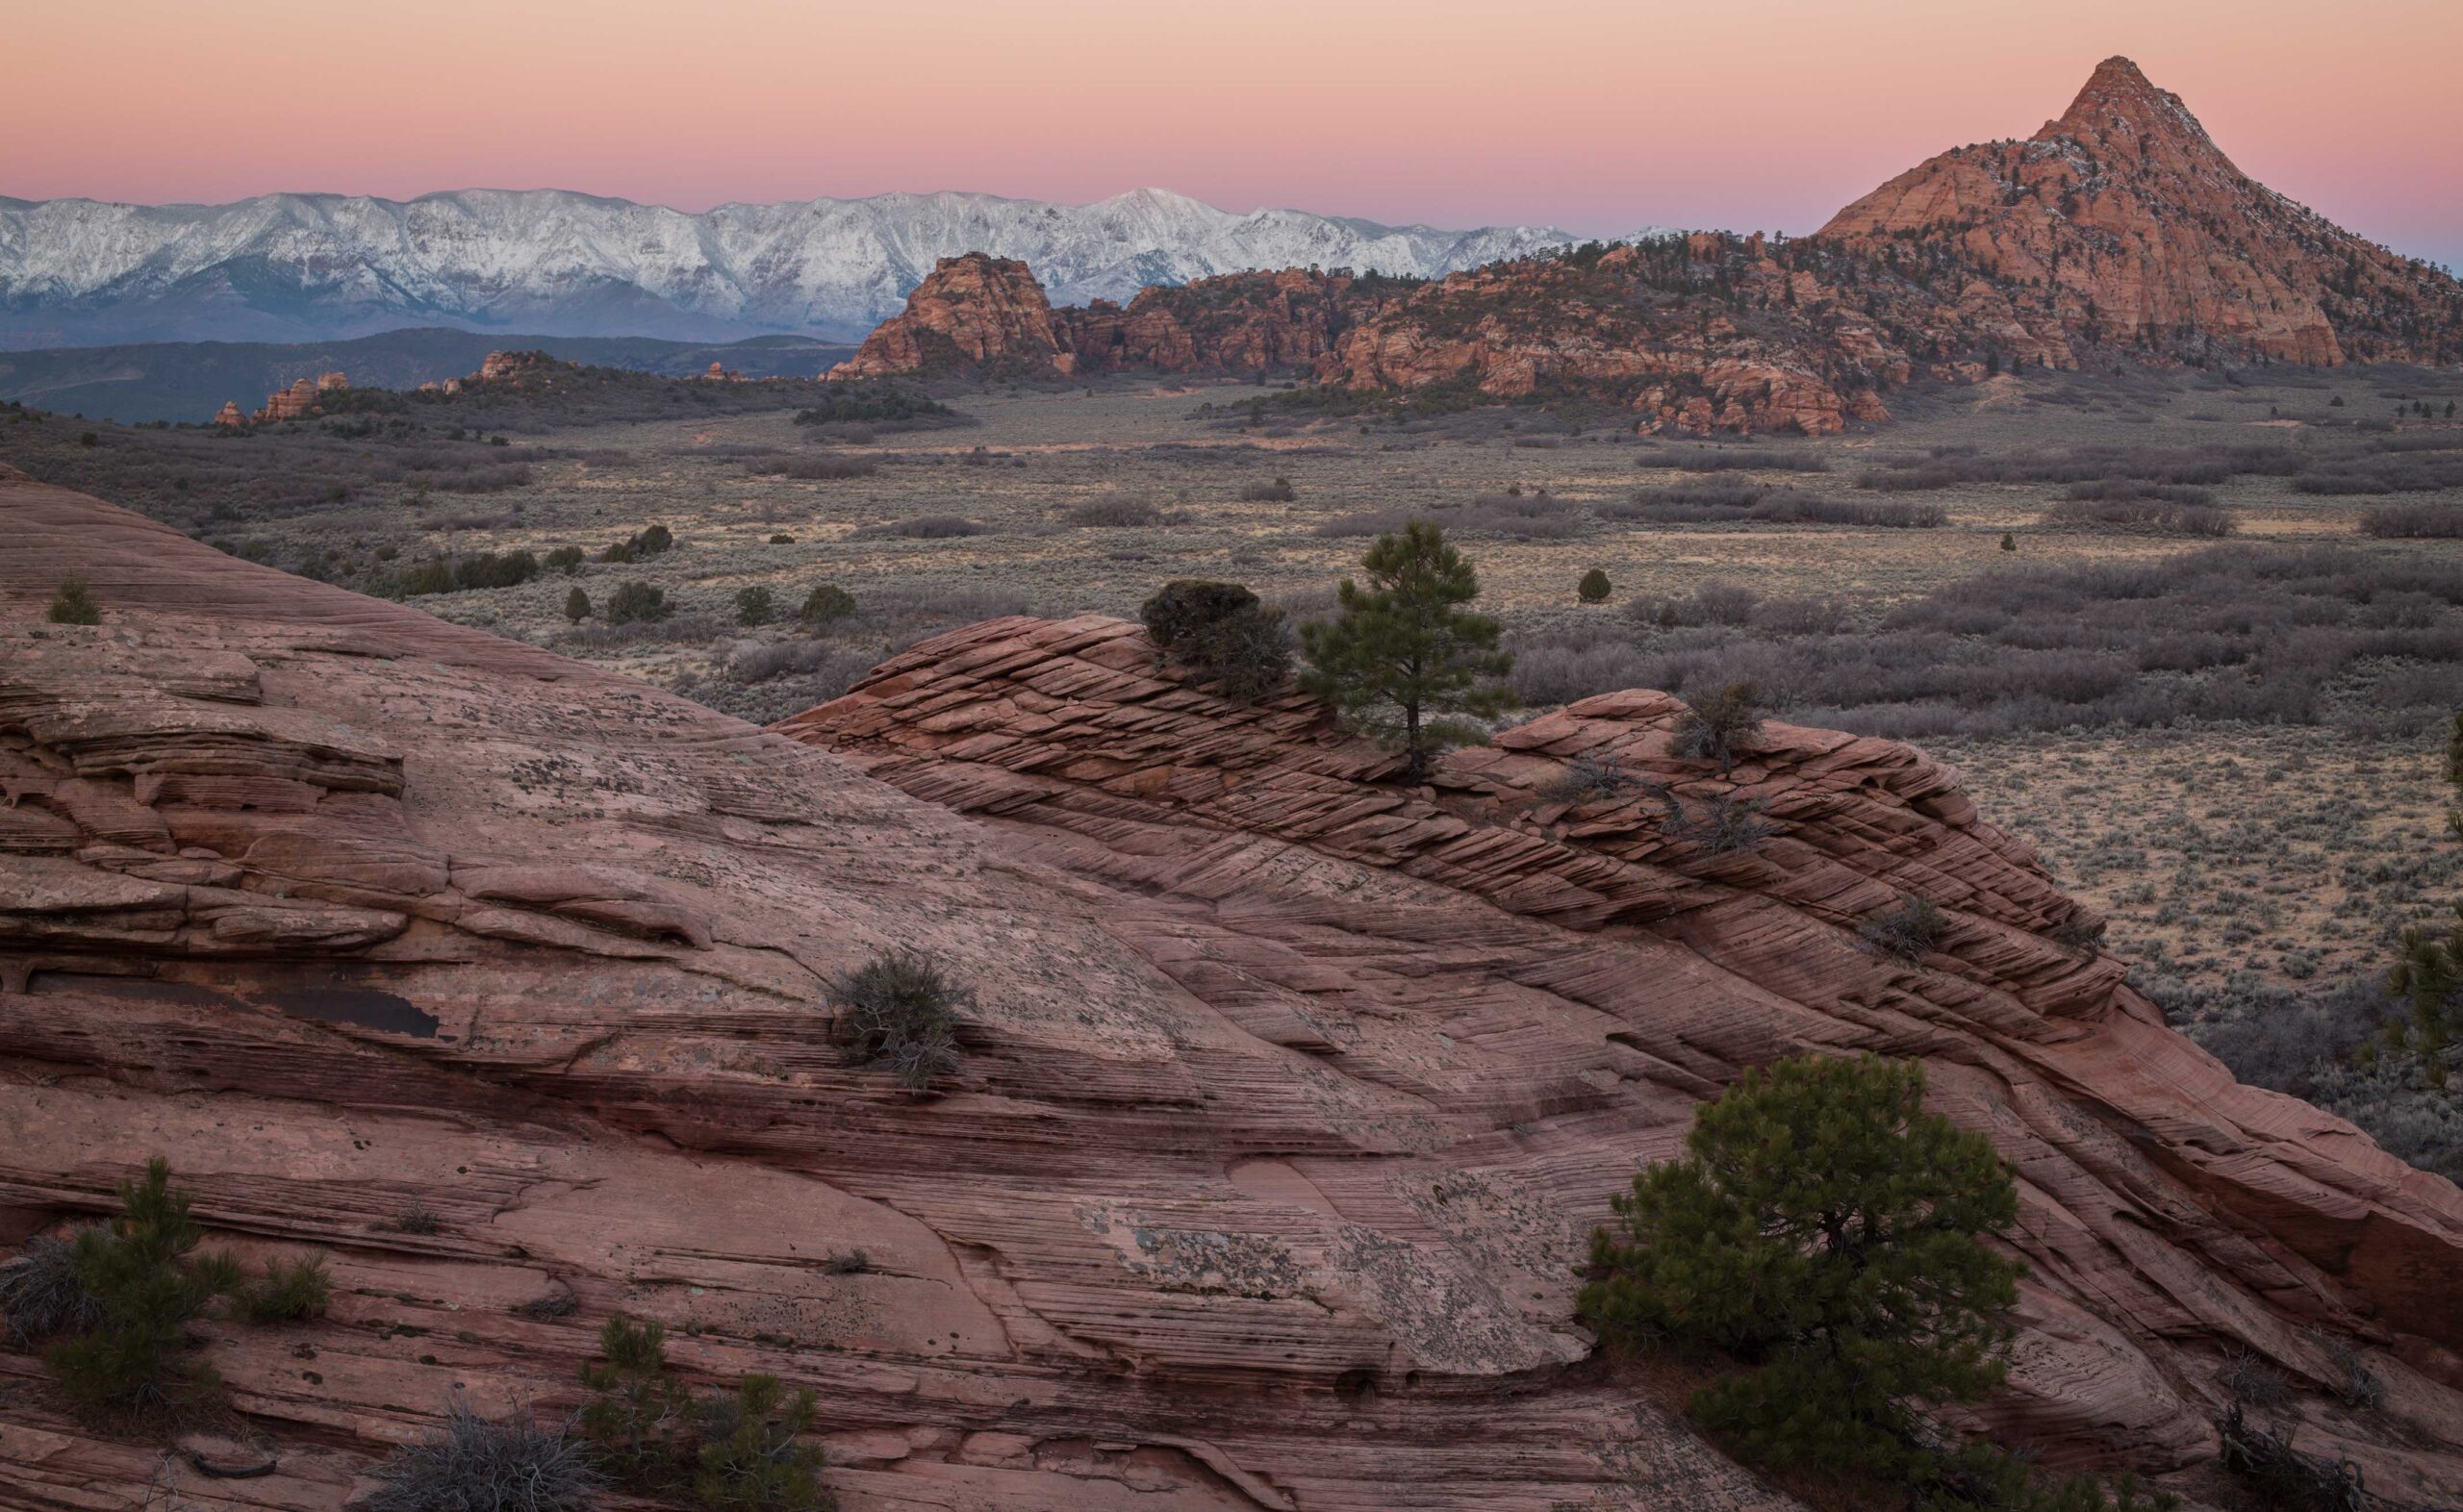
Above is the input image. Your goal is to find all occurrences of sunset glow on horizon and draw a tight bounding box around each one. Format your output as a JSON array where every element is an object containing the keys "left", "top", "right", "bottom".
[{"left": 15, "top": 0, "right": 2463, "bottom": 267}]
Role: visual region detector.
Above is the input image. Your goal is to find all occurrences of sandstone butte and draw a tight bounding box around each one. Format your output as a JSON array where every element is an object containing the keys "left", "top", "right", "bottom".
[
  {"left": 830, "top": 58, "right": 2463, "bottom": 436},
  {"left": 10, "top": 468, "right": 2463, "bottom": 1505}
]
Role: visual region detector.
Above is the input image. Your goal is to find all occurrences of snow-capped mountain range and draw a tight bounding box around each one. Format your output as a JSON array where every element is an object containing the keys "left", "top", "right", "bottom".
[{"left": 0, "top": 187, "right": 1645, "bottom": 348}]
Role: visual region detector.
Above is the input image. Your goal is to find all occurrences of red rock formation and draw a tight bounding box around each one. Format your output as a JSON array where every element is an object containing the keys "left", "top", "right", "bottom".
[
  {"left": 833, "top": 258, "right": 1409, "bottom": 386},
  {"left": 315, "top": 370, "right": 348, "bottom": 392},
  {"left": 11, "top": 475, "right": 2463, "bottom": 1506},
  {"left": 212, "top": 400, "right": 245, "bottom": 428},
  {"left": 829, "top": 253, "right": 1067, "bottom": 379},
  {"left": 1819, "top": 58, "right": 2463, "bottom": 365},
  {"left": 782, "top": 616, "right": 2463, "bottom": 1501},
  {"left": 253, "top": 377, "right": 320, "bottom": 423},
  {"left": 1067, "top": 269, "right": 1396, "bottom": 376},
  {"left": 830, "top": 62, "right": 2461, "bottom": 431}
]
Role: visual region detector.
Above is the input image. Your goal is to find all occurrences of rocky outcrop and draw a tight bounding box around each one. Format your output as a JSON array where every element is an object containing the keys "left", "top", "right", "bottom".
[
  {"left": 0, "top": 472, "right": 1790, "bottom": 1511},
  {"left": 11, "top": 473, "right": 2463, "bottom": 1507},
  {"left": 782, "top": 616, "right": 2463, "bottom": 1503},
  {"left": 1819, "top": 58, "right": 2463, "bottom": 366},
  {"left": 830, "top": 253, "right": 1068, "bottom": 379},
  {"left": 1064, "top": 269, "right": 1402, "bottom": 376},
  {"left": 832, "top": 61, "right": 2462, "bottom": 431}
]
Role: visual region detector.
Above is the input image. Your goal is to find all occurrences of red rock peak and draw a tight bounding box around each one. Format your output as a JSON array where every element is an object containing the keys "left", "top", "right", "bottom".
[{"left": 2038, "top": 56, "right": 2220, "bottom": 159}]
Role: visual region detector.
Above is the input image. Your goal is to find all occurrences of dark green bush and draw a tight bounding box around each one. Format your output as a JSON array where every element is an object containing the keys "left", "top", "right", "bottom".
[
  {"left": 511, "top": 1287, "right": 579, "bottom": 1321},
  {"left": 606, "top": 581, "right": 672, "bottom": 625},
  {"left": 830, "top": 949, "right": 969, "bottom": 1091},
  {"left": 235, "top": 1254, "right": 331, "bottom": 1323},
  {"left": 736, "top": 586, "right": 775, "bottom": 627},
  {"left": 392, "top": 1201, "right": 444, "bottom": 1235},
  {"left": 397, "top": 559, "right": 458, "bottom": 596},
  {"left": 565, "top": 587, "right": 592, "bottom": 623},
  {"left": 453, "top": 549, "right": 540, "bottom": 590},
  {"left": 1139, "top": 580, "right": 1294, "bottom": 699},
  {"left": 545, "top": 544, "right": 586, "bottom": 572},
  {"left": 1577, "top": 568, "right": 1612, "bottom": 604},
  {"left": 600, "top": 524, "right": 674, "bottom": 563},
  {"left": 1067, "top": 493, "right": 1161, "bottom": 526},
  {"left": 45, "top": 574, "right": 101, "bottom": 625},
  {"left": 800, "top": 585, "right": 856, "bottom": 625}
]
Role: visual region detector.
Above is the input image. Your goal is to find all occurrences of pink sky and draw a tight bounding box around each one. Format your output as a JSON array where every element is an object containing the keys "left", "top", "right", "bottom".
[{"left": 13, "top": 0, "right": 2461, "bottom": 266}]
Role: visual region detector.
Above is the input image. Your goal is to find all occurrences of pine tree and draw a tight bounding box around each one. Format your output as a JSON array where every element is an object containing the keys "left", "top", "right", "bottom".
[
  {"left": 45, "top": 1159, "right": 241, "bottom": 1420},
  {"left": 564, "top": 586, "right": 592, "bottom": 623},
  {"left": 1577, "top": 568, "right": 1612, "bottom": 604},
  {"left": 1300, "top": 521, "right": 1512, "bottom": 779},
  {"left": 1580, "top": 1055, "right": 2021, "bottom": 1485},
  {"left": 579, "top": 1316, "right": 693, "bottom": 1490},
  {"left": 693, "top": 1373, "right": 830, "bottom": 1511}
]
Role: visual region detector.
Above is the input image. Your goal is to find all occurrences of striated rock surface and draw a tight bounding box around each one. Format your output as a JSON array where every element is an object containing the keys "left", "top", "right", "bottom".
[
  {"left": 0, "top": 471, "right": 1789, "bottom": 1511},
  {"left": 1818, "top": 58, "right": 2463, "bottom": 365},
  {"left": 10, "top": 472, "right": 2463, "bottom": 1507},
  {"left": 782, "top": 616, "right": 2463, "bottom": 1504}
]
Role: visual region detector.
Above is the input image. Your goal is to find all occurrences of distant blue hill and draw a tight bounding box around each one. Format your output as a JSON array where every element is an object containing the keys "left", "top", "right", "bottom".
[{"left": 0, "top": 328, "right": 853, "bottom": 424}]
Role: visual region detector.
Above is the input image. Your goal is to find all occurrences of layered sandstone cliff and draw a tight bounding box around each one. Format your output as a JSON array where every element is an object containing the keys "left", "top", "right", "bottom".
[{"left": 10, "top": 475, "right": 2463, "bottom": 1506}]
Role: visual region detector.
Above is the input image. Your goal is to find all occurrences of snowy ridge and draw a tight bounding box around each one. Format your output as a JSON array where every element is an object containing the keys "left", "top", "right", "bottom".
[{"left": 0, "top": 187, "right": 1652, "bottom": 347}]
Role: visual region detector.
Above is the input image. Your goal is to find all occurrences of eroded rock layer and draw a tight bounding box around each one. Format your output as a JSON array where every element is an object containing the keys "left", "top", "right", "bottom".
[
  {"left": 6, "top": 473, "right": 2463, "bottom": 1508},
  {"left": 781, "top": 616, "right": 2463, "bottom": 1504},
  {"left": 0, "top": 472, "right": 1785, "bottom": 1510}
]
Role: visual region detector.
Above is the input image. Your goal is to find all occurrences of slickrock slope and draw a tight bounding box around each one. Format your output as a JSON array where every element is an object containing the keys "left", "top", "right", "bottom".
[
  {"left": 10, "top": 473, "right": 2463, "bottom": 1507},
  {"left": 1819, "top": 57, "right": 2463, "bottom": 366},
  {"left": 781, "top": 617, "right": 2463, "bottom": 1505},
  {"left": 0, "top": 470, "right": 1793, "bottom": 1510}
]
